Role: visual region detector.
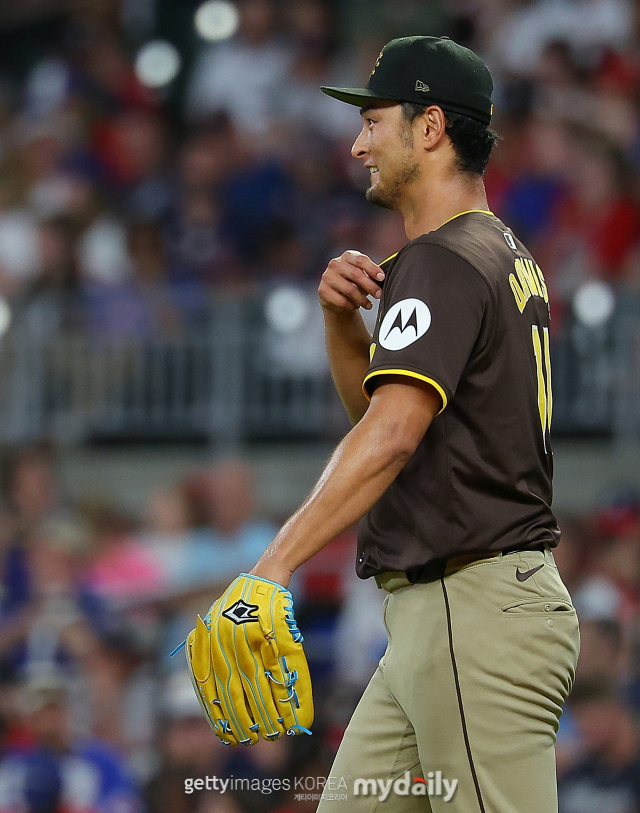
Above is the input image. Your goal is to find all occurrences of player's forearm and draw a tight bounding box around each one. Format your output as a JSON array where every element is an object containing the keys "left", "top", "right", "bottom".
[
  {"left": 252, "top": 419, "right": 408, "bottom": 582},
  {"left": 251, "top": 381, "right": 438, "bottom": 584},
  {"left": 323, "top": 308, "right": 372, "bottom": 424}
]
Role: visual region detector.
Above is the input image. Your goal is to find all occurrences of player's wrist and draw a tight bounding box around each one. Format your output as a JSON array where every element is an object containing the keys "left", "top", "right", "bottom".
[{"left": 249, "top": 559, "right": 294, "bottom": 589}]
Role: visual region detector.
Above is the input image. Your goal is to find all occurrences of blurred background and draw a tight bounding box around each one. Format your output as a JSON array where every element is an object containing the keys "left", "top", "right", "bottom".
[{"left": 0, "top": 0, "right": 636, "bottom": 811}]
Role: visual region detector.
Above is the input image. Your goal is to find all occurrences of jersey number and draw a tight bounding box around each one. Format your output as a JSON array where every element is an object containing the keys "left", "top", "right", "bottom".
[{"left": 532, "top": 325, "right": 552, "bottom": 450}]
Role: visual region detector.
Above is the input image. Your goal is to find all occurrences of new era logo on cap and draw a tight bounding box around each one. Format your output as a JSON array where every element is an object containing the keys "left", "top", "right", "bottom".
[{"left": 415, "top": 80, "right": 430, "bottom": 92}]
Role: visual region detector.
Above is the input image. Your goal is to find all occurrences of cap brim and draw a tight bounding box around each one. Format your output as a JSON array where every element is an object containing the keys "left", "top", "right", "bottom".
[{"left": 320, "top": 86, "right": 403, "bottom": 107}]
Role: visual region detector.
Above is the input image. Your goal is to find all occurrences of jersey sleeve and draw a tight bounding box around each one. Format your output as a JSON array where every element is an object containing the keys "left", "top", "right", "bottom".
[{"left": 364, "top": 242, "right": 490, "bottom": 412}]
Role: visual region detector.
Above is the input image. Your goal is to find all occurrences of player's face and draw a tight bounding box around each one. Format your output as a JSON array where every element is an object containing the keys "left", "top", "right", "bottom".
[{"left": 352, "top": 102, "right": 421, "bottom": 210}]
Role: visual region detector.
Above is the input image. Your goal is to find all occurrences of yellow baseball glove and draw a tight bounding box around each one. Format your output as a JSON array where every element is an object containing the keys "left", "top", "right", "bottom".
[{"left": 182, "top": 573, "right": 313, "bottom": 746}]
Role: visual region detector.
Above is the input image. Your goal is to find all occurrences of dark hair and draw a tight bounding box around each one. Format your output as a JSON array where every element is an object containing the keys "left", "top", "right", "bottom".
[{"left": 400, "top": 102, "right": 498, "bottom": 175}]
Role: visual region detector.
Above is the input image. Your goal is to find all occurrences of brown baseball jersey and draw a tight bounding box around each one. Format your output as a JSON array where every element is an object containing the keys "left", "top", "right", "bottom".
[{"left": 357, "top": 210, "right": 559, "bottom": 580}]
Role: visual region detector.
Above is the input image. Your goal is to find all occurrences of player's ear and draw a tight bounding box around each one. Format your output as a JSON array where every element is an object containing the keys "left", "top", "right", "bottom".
[{"left": 420, "top": 106, "right": 447, "bottom": 150}]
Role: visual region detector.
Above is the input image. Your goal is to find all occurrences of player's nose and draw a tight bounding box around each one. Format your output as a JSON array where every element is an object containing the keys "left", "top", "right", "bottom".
[{"left": 351, "top": 127, "right": 368, "bottom": 159}]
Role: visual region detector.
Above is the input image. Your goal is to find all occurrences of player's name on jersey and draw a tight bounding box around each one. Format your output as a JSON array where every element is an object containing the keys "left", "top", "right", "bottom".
[{"left": 509, "top": 257, "right": 549, "bottom": 313}]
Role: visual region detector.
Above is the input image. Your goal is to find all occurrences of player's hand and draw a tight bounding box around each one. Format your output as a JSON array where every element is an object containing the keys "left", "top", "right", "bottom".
[
  {"left": 185, "top": 575, "right": 313, "bottom": 746},
  {"left": 319, "top": 250, "right": 385, "bottom": 313}
]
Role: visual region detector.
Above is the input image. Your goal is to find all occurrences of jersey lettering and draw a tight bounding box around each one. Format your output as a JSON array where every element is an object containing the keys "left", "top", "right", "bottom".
[
  {"left": 532, "top": 324, "right": 552, "bottom": 451},
  {"left": 510, "top": 259, "right": 549, "bottom": 313}
]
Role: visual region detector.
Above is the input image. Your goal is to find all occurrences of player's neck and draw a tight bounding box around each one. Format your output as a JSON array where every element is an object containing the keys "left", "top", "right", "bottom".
[{"left": 400, "top": 171, "right": 489, "bottom": 241}]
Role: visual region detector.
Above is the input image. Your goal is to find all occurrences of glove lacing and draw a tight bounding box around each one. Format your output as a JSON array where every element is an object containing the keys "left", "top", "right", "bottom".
[{"left": 174, "top": 587, "right": 311, "bottom": 740}]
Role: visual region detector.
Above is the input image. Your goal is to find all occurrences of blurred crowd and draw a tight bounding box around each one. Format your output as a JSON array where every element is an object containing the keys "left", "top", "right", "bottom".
[
  {"left": 1, "top": 0, "right": 640, "bottom": 340},
  {"left": 0, "top": 444, "right": 639, "bottom": 812},
  {"left": 0, "top": 0, "right": 638, "bottom": 811},
  {"left": 0, "top": 442, "right": 380, "bottom": 813}
]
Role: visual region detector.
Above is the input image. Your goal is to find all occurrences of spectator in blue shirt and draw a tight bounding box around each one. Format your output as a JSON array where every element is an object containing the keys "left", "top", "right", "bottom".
[{"left": 0, "top": 676, "right": 142, "bottom": 813}]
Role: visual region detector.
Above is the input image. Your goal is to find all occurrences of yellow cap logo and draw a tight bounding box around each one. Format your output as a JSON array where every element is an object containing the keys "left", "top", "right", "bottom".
[{"left": 370, "top": 50, "right": 384, "bottom": 78}]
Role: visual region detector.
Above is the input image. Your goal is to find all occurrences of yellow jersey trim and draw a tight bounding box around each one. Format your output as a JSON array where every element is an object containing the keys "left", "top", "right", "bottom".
[
  {"left": 379, "top": 252, "right": 398, "bottom": 268},
  {"left": 362, "top": 369, "right": 448, "bottom": 414},
  {"left": 441, "top": 209, "right": 494, "bottom": 227}
]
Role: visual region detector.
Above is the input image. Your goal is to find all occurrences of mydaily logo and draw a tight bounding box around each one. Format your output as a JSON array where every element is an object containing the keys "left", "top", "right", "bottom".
[{"left": 354, "top": 770, "right": 458, "bottom": 802}]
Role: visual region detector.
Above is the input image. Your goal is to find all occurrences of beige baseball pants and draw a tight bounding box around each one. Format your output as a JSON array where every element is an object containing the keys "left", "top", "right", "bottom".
[{"left": 317, "top": 546, "right": 579, "bottom": 813}]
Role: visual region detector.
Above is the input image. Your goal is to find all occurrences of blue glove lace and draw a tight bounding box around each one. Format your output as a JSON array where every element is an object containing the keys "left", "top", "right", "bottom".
[
  {"left": 265, "top": 657, "right": 301, "bottom": 708},
  {"left": 283, "top": 598, "right": 304, "bottom": 643},
  {"left": 173, "top": 578, "right": 311, "bottom": 740}
]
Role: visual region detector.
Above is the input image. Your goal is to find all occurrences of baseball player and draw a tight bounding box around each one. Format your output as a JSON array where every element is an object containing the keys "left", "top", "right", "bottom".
[{"left": 187, "top": 36, "right": 580, "bottom": 813}]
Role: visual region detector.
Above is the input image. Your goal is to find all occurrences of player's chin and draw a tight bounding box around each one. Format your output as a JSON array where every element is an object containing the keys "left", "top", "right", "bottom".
[
  {"left": 365, "top": 181, "right": 380, "bottom": 202},
  {"left": 365, "top": 185, "right": 394, "bottom": 210}
]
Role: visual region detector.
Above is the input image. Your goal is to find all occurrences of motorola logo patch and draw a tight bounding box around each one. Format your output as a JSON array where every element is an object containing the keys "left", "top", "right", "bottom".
[
  {"left": 222, "top": 600, "right": 260, "bottom": 625},
  {"left": 379, "top": 298, "right": 431, "bottom": 350}
]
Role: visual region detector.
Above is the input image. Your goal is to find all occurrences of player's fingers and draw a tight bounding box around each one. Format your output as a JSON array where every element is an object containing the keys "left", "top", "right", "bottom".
[
  {"left": 326, "top": 252, "right": 384, "bottom": 286},
  {"left": 343, "top": 250, "right": 385, "bottom": 283},
  {"left": 329, "top": 276, "right": 375, "bottom": 309},
  {"left": 344, "top": 264, "right": 383, "bottom": 298},
  {"left": 318, "top": 278, "right": 362, "bottom": 311},
  {"left": 321, "top": 268, "right": 374, "bottom": 308},
  {"left": 324, "top": 255, "right": 382, "bottom": 300}
]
